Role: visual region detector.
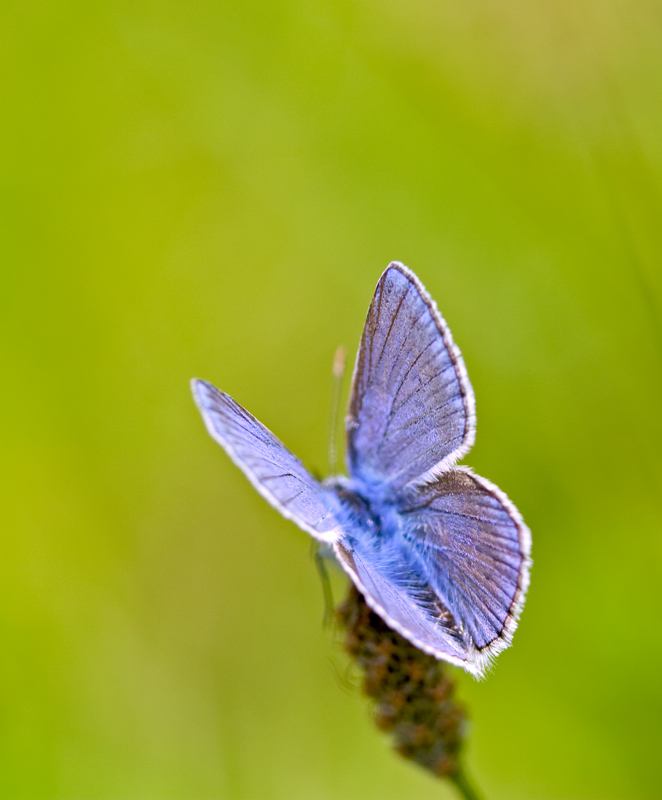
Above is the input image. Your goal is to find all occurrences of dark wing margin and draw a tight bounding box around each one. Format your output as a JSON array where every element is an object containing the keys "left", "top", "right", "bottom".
[
  {"left": 192, "top": 380, "right": 343, "bottom": 543},
  {"left": 346, "top": 262, "right": 475, "bottom": 492}
]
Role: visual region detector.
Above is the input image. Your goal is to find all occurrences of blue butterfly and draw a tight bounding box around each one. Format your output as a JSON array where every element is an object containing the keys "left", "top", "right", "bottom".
[{"left": 192, "top": 262, "right": 531, "bottom": 677}]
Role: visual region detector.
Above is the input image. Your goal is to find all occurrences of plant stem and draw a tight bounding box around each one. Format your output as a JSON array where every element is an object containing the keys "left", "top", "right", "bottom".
[{"left": 450, "top": 767, "right": 484, "bottom": 800}]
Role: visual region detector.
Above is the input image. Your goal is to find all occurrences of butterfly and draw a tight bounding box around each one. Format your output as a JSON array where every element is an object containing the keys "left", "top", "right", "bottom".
[{"left": 192, "top": 262, "right": 531, "bottom": 677}]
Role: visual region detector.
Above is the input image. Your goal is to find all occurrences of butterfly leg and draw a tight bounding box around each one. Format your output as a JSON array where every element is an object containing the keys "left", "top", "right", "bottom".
[{"left": 311, "top": 540, "right": 335, "bottom": 628}]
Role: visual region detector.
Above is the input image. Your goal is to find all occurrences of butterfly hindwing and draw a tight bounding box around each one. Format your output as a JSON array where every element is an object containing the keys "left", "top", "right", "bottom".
[
  {"left": 192, "top": 380, "right": 342, "bottom": 542},
  {"left": 333, "top": 536, "right": 473, "bottom": 669},
  {"left": 399, "top": 468, "right": 531, "bottom": 660},
  {"left": 347, "top": 263, "right": 475, "bottom": 492}
]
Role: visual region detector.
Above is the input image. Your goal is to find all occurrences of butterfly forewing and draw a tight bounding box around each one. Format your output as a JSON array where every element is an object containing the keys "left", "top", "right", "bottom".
[
  {"left": 192, "top": 380, "right": 343, "bottom": 543},
  {"left": 347, "top": 263, "right": 475, "bottom": 492}
]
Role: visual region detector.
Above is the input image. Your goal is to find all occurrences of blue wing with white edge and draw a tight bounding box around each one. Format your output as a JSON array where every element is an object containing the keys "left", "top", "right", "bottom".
[
  {"left": 192, "top": 380, "right": 343, "bottom": 543},
  {"left": 398, "top": 468, "right": 531, "bottom": 668},
  {"left": 347, "top": 263, "right": 476, "bottom": 493}
]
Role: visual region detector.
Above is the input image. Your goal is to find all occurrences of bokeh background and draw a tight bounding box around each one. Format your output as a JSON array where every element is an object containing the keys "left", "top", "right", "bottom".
[{"left": 3, "top": 1, "right": 662, "bottom": 798}]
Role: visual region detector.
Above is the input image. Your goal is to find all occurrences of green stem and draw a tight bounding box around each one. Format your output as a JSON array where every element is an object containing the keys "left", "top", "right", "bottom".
[{"left": 450, "top": 767, "right": 484, "bottom": 800}]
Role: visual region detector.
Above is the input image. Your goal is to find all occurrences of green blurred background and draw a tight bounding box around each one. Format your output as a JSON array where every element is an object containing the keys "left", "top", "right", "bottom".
[{"left": 3, "top": 1, "right": 662, "bottom": 798}]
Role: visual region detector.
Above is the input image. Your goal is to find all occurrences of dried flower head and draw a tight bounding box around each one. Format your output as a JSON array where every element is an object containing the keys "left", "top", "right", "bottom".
[{"left": 336, "top": 584, "right": 482, "bottom": 799}]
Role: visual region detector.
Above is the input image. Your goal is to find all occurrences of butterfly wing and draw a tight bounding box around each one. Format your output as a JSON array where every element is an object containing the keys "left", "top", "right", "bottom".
[
  {"left": 400, "top": 468, "right": 531, "bottom": 661},
  {"left": 333, "top": 537, "right": 473, "bottom": 669},
  {"left": 333, "top": 467, "right": 531, "bottom": 676},
  {"left": 192, "top": 380, "right": 343, "bottom": 543},
  {"left": 347, "top": 262, "right": 475, "bottom": 492}
]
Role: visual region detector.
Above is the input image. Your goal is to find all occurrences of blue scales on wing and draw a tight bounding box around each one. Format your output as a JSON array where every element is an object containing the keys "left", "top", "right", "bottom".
[
  {"left": 192, "top": 261, "right": 531, "bottom": 677},
  {"left": 336, "top": 263, "right": 530, "bottom": 675},
  {"left": 346, "top": 263, "right": 475, "bottom": 492},
  {"left": 192, "top": 380, "right": 343, "bottom": 543},
  {"left": 334, "top": 468, "right": 530, "bottom": 676},
  {"left": 398, "top": 469, "right": 530, "bottom": 654},
  {"left": 333, "top": 536, "right": 471, "bottom": 665}
]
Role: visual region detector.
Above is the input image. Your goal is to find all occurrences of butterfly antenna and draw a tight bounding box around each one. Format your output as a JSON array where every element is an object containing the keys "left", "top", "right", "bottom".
[{"left": 328, "top": 345, "right": 347, "bottom": 476}]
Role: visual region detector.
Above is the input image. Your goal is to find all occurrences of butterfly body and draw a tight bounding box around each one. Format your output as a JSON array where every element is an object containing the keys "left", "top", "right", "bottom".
[
  {"left": 192, "top": 262, "right": 531, "bottom": 677},
  {"left": 324, "top": 479, "right": 417, "bottom": 591}
]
